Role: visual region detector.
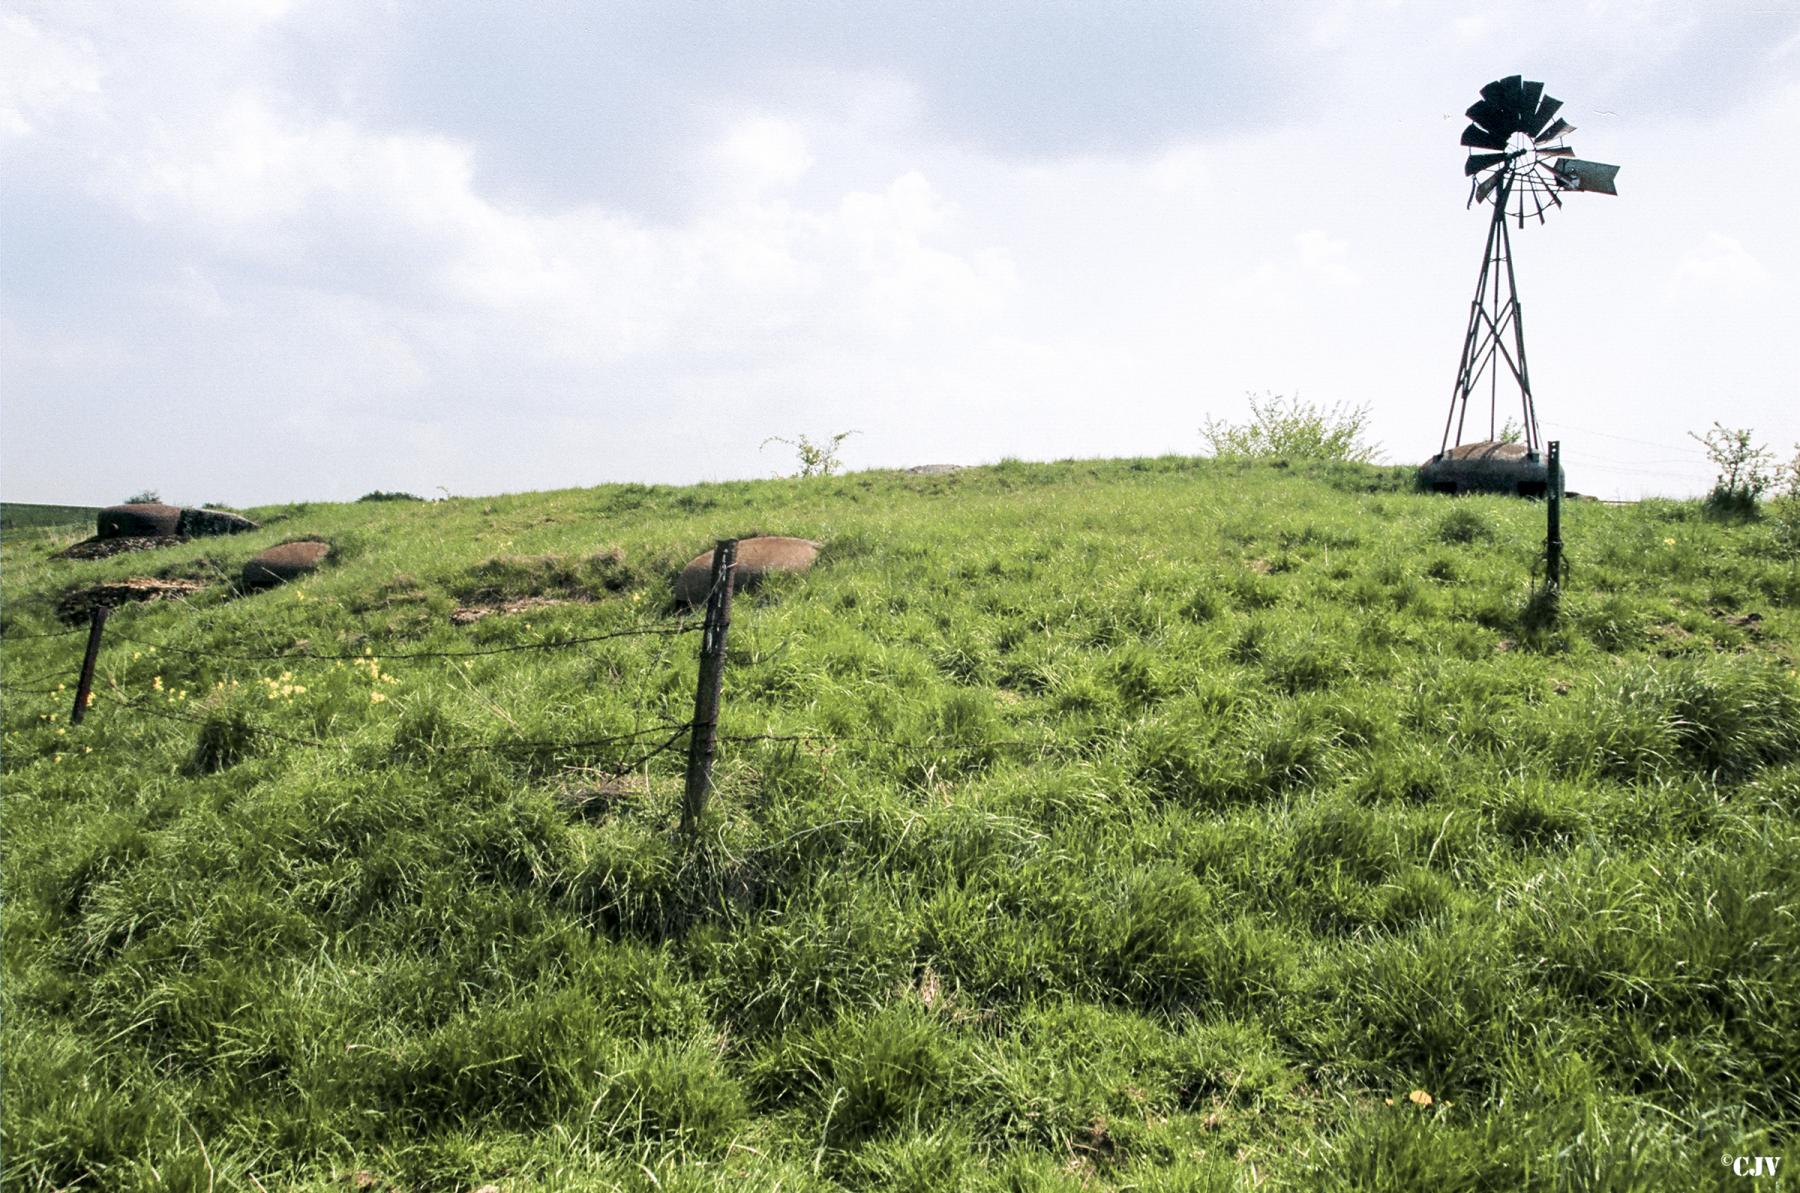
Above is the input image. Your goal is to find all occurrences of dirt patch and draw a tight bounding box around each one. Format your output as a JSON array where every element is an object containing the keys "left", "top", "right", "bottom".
[
  {"left": 450, "top": 595, "right": 583, "bottom": 625},
  {"left": 555, "top": 771, "right": 653, "bottom": 822},
  {"left": 53, "top": 535, "right": 185, "bottom": 561},
  {"left": 1712, "top": 609, "right": 1764, "bottom": 635},
  {"left": 57, "top": 578, "right": 206, "bottom": 623},
  {"left": 456, "top": 548, "right": 636, "bottom": 604}
]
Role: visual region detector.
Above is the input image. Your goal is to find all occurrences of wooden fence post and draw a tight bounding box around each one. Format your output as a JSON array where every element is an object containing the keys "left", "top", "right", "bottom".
[
  {"left": 681, "top": 539, "right": 737, "bottom": 836},
  {"left": 71, "top": 605, "right": 109, "bottom": 725}
]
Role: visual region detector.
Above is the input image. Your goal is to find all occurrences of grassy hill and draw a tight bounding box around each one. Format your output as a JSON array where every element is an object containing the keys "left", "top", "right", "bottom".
[
  {"left": 3, "top": 456, "right": 1796, "bottom": 1190},
  {"left": 0, "top": 502, "right": 100, "bottom": 537}
]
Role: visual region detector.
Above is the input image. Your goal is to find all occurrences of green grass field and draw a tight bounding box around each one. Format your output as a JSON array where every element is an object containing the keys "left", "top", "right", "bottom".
[
  {"left": 3, "top": 457, "right": 1796, "bottom": 1190},
  {"left": 0, "top": 502, "right": 100, "bottom": 537}
]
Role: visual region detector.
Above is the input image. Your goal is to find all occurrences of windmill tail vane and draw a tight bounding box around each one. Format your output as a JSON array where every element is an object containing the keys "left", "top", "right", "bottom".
[{"left": 1421, "top": 75, "right": 1620, "bottom": 497}]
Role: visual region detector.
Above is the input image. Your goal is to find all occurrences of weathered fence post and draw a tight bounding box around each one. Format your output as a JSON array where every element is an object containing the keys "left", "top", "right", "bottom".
[
  {"left": 1545, "top": 440, "right": 1563, "bottom": 601},
  {"left": 71, "top": 604, "right": 109, "bottom": 725},
  {"left": 681, "top": 539, "right": 737, "bottom": 836}
]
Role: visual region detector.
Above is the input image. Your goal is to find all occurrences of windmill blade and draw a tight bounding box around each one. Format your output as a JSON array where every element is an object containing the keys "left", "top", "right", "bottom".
[
  {"left": 1524, "top": 95, "right": 1563, "bottom": 139},
  {"left": 1462, "top": 123, "right": 1510, "bottom": 150},
  {"left": 1466, "top": 99, "right": 1516, "bottom": 137},
  {"left": 1476, "top": 168, "right": 1507, "bottom": 204},
  {"left": 1521, "top": 80, "right": 1544, "bottom": 122},
  {"left": 1554, "top": 159, "right": 1620, "bottom": 194},
  {"left": 1480, "top": 78, "right": 1510, "bottom": 106},
  {"left": 1502, "top": 76, "right": 1528, "bottom": 120},
  {"left": 1534, "top": 144, "right": 1575, "bottom": 158},
  {"left": 1464, "top": 151, "right": 1510, "bottom": 175},
  {"left": 1534, "top": 117, "right": 1574, "bottom": 144}
]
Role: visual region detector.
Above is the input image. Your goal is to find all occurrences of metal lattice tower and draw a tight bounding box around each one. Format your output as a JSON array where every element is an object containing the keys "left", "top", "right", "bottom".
[{"left": 1439, "top": 75, "right": 1619, "bottom": 460}]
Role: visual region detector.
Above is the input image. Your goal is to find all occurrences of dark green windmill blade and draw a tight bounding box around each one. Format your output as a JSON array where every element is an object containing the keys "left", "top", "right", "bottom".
[
  {"left": 1480, "top": 76, "right": 1520, "bottom": 108},
  {"left": 1465, "top": 151, "right": 1510, "bottom": 175},
  {"left": 1524, "top": 94, "right": 1563, "bottom": 139},
  {"left": 1502, "top": 75, "right": 1528, "bottom": 118},
  {"left": 1462, "top": 123, "right": 1510, "bottom": 150},
  {"left": 1466, "top": 99, "right": 1516, "bottom": 137},
  {"left": 1520, "top": 80, "right": 1544, "bottom": 122},
  {"left": 1534, "top": 117, "right": 1574, "bottom": 144}
]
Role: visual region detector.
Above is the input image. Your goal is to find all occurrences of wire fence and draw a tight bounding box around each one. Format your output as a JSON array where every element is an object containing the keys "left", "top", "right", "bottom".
[{"left": 3, "top": 543, "right": 1037, "bottom": 817}]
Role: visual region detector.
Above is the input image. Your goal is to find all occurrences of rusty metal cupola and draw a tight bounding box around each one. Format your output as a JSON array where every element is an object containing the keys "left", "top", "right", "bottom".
[{"left": 1421, "top": 75, "right": 1619, "bottom": 496}]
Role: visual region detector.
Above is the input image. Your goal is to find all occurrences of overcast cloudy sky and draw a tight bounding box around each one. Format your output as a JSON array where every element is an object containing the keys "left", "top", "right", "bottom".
[{"left": 3, "top": 1, "right": 1796, "bottom": 506}]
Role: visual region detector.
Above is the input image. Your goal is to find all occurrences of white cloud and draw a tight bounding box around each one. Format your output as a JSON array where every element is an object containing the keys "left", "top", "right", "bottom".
[
  {"left": 1293, "top": 229, "right": 1358, "bottom": 287},
  {"left": 0, "top": 13, "right": 101, "bottom": 138},
  {"left": 715, "top": 116, "right": 814, "bottom": 195},
  {"left": 1, "top": 1, "right": 1794, "bottom": 504},
  {"left": 1667, "top": 232, "right": 1771, "bottom": 297}
]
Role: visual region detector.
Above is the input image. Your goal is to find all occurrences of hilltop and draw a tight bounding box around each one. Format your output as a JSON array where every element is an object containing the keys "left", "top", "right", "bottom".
[{"left": 3, "top": 456, "right": 1797, "bottom": 1190}]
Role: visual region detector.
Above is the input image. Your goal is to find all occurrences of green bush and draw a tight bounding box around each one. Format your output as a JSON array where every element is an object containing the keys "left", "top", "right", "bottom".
[{"left": 1201, "top": 391, "right": 1380, "bottom": 463}]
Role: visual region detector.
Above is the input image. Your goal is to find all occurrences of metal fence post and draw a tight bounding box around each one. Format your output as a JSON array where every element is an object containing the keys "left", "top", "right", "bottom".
[
  {"left": 1545, "top": 440, "right": 1563, "bottom": 600},
  {"left": 71, "top": 605, "right": 109, "bottom": 725},
  {"left": 681, "top": 539, "right": 737, "bottom": 836}
]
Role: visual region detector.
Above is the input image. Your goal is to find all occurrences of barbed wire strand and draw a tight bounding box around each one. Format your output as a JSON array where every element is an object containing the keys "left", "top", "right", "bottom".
[{"left": 105, "top": 622, "right": 698, "bottom": 665}]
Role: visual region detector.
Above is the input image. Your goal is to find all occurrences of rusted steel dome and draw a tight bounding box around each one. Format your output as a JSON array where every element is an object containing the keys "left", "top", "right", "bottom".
[
  {"left": 674, "top": 536, "right": 820, "bottom": 604},
  {"left": 97, "top": 503, "right": 183, "bottom": 538},
  {"left": 243, "top": 540, "right": 330, "bottom": 589},
  {"left": 1418, "top": 440, "right": 1553, "bottom": 497}
]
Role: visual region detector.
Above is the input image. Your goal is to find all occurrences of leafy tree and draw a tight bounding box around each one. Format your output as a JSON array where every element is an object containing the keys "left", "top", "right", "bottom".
[
  {"left": 1200, "top": 392, "right": 1379, "bottom": 463},
  {"left": 761, "top": 430, "right": 858, "bottom": 478},
  {"left": 124, "top": 489, "right": 162, "bottom": 505}
]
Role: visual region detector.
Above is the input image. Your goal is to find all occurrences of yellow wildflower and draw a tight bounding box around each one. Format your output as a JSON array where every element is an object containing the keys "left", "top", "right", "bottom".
[
  {"left": 370, "top": 691, "right": 388, "bottom": 703},
  {"left": 1408, "top": 1090, "right": 1433, "bottom": 1107}
]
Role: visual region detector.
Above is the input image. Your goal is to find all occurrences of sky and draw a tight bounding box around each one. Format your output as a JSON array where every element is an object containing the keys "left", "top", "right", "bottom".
[{"left": 3, "top": 0, "right": 1797, "bottom": 507}]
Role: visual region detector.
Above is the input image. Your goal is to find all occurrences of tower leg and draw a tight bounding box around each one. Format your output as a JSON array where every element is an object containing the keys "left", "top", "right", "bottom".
[{"left": 1440, "top": 172, "right": 1539, "bottom": 457}]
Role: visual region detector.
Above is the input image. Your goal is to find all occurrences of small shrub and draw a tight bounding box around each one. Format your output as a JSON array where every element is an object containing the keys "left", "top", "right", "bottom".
[
  {"left": 1690, "top": 423, "right": 1776, "bottom": 517},
  {"left": 761, "top": 430, "right": 858, "bottom": 478},
  {"left": 1201, "top": 392, "right": 1380, "bottom": 463},
  {"left": 357, "top": 490, "right": 424, "bottom": 503},
  {"left": 123, "top": 489, "right": 161, "bottom": 505},
  {"left": 1768, "top": 444, "right": 1800, "bottom": 557}
]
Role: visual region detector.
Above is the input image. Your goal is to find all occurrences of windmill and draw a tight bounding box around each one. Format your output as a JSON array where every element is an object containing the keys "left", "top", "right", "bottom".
[{"left": 1420, "top": 75, "right": 1619, "bottom": 495}]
